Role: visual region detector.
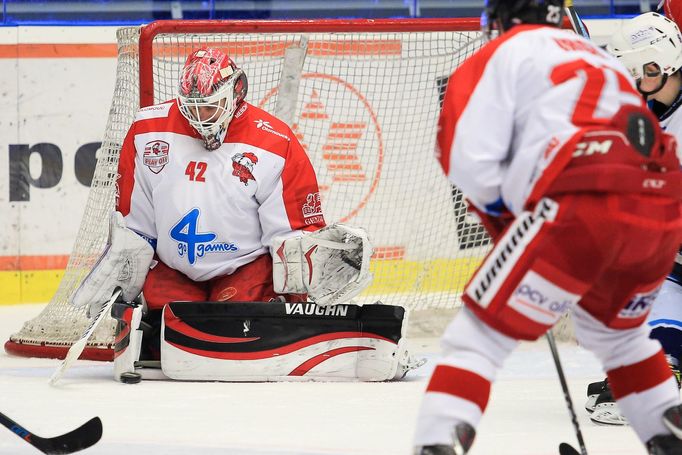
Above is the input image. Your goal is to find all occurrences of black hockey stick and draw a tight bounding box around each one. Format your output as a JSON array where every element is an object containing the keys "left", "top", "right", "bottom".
[
  {"left": 546, "top": 331, "right": 588, "bottom": 455},
  {"left": 556, "top": 2, "right": 589, "bottom": 453},
  {"left": 0, "top": 412, "right": 102, "bottom": 454},
  {"left": 554, "top": 5, "right": 589, "bottom": 452},
  {"left": 565, "top": 0, "right": 590, "bottom": 39}
]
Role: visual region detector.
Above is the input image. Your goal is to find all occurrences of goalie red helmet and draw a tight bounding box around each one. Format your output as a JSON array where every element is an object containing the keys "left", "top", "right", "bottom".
[
  {"left": 482, "top": 0, "right": 565, "bottom": 36},
  {"left": 177, "top": 48, "right": 248, "bottom": 150}
]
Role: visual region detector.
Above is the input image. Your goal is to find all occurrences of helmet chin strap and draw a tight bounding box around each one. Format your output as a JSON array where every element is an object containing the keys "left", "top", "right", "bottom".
[{"left": 637, "top": 74, "right": 669, "bottom": 98}]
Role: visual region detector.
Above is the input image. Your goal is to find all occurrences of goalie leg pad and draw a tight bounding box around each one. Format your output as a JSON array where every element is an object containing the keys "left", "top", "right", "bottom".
[
  {"left": 112, "top": 300, "right": 145, "bottom": 382},
  {"left": 160, "top": 301, "right": 418, "bottom": 381}
]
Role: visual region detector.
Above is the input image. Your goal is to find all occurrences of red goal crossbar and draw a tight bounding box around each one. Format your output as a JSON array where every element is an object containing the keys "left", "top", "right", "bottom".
[{"left": 138, "top": 18, "right": 482, "bottom": 107}]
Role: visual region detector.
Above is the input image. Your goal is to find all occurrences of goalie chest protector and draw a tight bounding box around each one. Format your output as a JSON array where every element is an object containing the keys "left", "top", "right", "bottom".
[{"left": 160, "top": 301, "right": 408, "bottom": 381}]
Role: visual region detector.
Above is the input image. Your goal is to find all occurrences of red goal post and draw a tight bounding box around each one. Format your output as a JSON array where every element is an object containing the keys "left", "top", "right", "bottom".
[{"left": 6, "top": 18, "right": 494, "bottom": 361}]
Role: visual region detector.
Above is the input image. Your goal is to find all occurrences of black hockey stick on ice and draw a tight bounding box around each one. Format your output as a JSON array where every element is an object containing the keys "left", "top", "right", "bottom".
[
  {"left": 546, "top": 331, "right": 588, "bottom": 455},
  {"left": 0, "top": 412, "right": 102, "bottom": 454},
  {"left": 553, "top": 3, "right": 589, "bottom": 453},
  {"left": 547, "top": 5, "right": 590, "bottom": 455}
]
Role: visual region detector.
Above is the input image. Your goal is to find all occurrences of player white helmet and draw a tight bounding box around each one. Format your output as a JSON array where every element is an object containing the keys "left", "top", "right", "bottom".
[
  {"left": 607, "top": 12, "right": 682, "bottom": 94},
  {"left": 177, "top": 48, "right": 248, "bottom": 150}
]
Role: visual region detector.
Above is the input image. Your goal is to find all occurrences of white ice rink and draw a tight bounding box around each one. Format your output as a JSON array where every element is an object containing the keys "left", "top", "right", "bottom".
[{"left": 0, "top": 304, "right": 651, "bottom": 454}]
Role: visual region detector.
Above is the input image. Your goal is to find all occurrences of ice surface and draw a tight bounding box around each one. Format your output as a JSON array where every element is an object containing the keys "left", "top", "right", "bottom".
[{"left": 0, "top": 304, "right": 647, "bottom": 454}]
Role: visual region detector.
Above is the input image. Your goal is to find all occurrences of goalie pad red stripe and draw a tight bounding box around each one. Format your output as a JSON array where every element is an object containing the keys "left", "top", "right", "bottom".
[
  {"left": 163, "top": 301, "right": 401, "bottom": 353},
  {"left": 164, "top": 306, "right": 260, "bottom": 343},
  {"left": 165, "top": 332, "right": 391, "bottom": 360},
  {"left": 289, "top": 346, "right": 374, "bottom": 376}
]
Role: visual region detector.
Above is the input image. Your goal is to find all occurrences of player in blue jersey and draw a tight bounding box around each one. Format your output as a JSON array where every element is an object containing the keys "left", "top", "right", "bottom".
[{"left": 587, "top": 11, "right": 682, "bottom": 426}]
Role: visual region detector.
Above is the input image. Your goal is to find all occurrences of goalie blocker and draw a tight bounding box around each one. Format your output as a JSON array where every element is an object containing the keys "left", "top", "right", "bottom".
[{"left": 112, "top": 300, "right": 421, "bottom": 382}]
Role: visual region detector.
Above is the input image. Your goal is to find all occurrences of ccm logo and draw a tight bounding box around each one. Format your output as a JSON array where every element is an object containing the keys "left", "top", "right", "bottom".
[
  {"left": 643, "top": 178, "right": 666, "bottom": 189},
  {"left": 573, "top": 140, "right": 612, "bottom": 157}
]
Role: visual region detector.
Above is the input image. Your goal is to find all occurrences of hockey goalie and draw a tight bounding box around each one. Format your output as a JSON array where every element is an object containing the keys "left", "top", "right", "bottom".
[{"left": 70, "top": 48, "right": 419, "bottom": 383}]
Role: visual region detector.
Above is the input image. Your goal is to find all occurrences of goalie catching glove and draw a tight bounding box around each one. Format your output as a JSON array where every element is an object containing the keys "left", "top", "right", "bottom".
[
  {"left": 272, "top": 223, "right": 373, "bottom": 306},
  {"left": 71, "top": 211, "right": 154, "bottom": 318}
]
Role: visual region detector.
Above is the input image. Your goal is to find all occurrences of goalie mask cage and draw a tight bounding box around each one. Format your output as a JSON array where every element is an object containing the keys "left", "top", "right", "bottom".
[{"left": 6, "top": 18, "right": 497, "bottom": 361}]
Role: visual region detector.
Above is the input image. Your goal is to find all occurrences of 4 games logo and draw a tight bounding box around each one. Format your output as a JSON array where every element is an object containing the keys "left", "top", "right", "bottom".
[{"left": 170, "top": 208, "right": 238, "bottom": 265}]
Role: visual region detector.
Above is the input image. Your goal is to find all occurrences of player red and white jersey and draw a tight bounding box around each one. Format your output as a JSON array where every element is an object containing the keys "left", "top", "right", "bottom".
[
  {"left": 438, "top": 24, "right": 644, "bottom": 215},
  {"left": 117, "top": 100, "right": 326, "bottom": 281}
]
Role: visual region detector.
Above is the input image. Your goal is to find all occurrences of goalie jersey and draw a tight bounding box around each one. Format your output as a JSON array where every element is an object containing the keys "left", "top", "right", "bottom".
[{"left": 116, "top": 100, "right": 326, "bottom": 281}]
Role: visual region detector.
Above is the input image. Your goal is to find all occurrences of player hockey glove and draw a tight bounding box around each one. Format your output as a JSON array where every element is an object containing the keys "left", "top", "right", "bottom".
[
  {"left": 467, "top": 199, "right": 514, "bottom": 242},
  {"left": 272, "top": 224, "right": 373, "bottom": 306},
  {"left": 71, "top": 211, "right": 154, "bottom": 318}
]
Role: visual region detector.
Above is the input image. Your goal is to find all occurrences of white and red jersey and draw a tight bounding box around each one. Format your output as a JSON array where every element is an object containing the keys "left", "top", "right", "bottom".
[
  {"left": 438, "top": 24, "right": 645, "bottom": 216},
  {"left": 117, "top": 100, "right": 326, "bottom": 282}
]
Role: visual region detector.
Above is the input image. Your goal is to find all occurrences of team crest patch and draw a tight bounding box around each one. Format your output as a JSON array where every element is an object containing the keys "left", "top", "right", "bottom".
[
  {"left": 144, "top": 140, "right": 170, "bottom": 174},
  {"left": 302, "top": 192, "right": 324, "bottom": 225},
  {"left": 232, "top": 152, "right": 258, "bottom": 185}
]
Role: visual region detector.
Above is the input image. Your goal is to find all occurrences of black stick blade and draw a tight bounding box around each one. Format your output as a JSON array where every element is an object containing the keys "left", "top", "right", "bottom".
[
  {"left": 30, "top": 416, "right": 103, "bottom": 454},
  {"left": 559, "top": 442, "right": 581, "bottom": 455}
]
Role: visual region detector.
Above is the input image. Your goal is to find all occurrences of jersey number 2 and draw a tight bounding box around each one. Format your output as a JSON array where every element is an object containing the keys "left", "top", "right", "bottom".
[
  {"left": 185, "top": 161, "right": 207, "bottom": 182},
  {"left": 550, "top": 59, "right": 640, "bottom": 125}
]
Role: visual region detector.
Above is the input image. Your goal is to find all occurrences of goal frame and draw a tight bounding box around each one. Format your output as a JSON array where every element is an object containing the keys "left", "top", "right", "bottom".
[
  {"left": 5, "top": 17, "right": 487, "bottom": 361},
  {"left": 138, "top": 18, "right": 481, "bottom": 107}
]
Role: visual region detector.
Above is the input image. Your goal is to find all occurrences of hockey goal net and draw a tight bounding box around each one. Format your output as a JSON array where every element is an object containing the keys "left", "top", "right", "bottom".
[{"left": 6, "top": 18, "right": 494, "bottom": 360}]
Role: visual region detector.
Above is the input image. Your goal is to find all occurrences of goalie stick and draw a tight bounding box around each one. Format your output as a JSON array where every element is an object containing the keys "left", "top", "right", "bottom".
[
  {"left": 547, "top": 331, "right": 588, "bottom": 455},
  {"left": 49, "top": 288, "right": 122, "bottom": 386},
  {"left": 0, "top": 412, "right": 102, "bottom": 454}
]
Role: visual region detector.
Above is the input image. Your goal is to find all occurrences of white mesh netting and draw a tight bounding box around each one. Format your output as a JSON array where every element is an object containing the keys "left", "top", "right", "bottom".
[{"left": 6, "top": 21, "right": 514, "bottom": 359}]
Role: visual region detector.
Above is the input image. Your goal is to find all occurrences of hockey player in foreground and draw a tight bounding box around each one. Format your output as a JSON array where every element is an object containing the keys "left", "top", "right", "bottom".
[
  {"left": 68, "top": 47, "right": 418, "bottom": 383},
  {"left": 413, "top": 0, "right": 682, "bottom": 454},
  {"left": 584, "top": 10, "right": 682, "bottom": 426}
]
